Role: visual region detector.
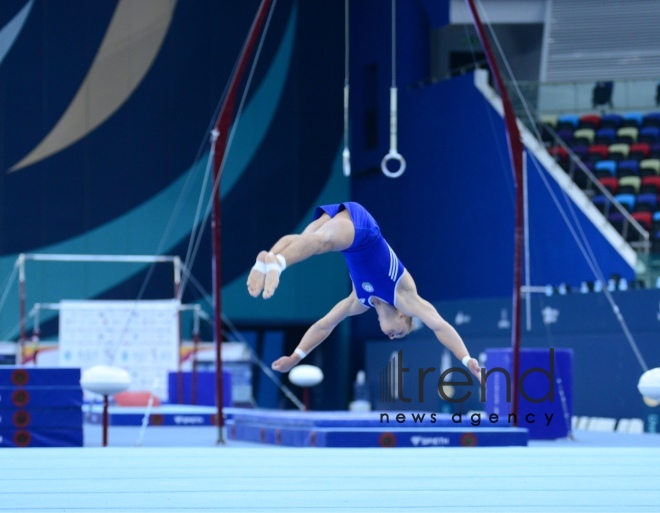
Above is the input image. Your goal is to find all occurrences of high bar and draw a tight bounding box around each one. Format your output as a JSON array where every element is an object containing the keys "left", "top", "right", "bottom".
[{"left": 18, "top": 253, "right": 181, "bottom": 264}]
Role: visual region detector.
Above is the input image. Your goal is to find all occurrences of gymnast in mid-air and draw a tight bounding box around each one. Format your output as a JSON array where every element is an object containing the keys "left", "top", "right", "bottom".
[{"left": 247, "top": 202, "right": 481, "bottom": 381}]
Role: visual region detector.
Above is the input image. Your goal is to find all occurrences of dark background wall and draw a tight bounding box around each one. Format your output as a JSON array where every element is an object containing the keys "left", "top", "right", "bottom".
[{"left": 365, "top": 290, "right": 660, "bottom": 422}]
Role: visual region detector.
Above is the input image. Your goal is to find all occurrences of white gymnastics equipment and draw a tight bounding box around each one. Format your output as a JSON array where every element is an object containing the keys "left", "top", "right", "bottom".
[
  {"left": 342, "top": 0, "right": 351, "bottom": 177},
  {"left": 380, "top": 0, "right": 406, "bottom": 178},
  {"left": 289, "top": 364, "right": 324, "bottom": 411},
  {"left": 80, "top": 364, "right": 131, "bottom": 447},
  {"left": 637, "top": 367, "right": 660, "bottom": 401},
  {"left": 80, "top": 364, "right": 131, "bottom": 396},
  {"left": 289, "top": 364, "right": 324, "bottom": 387}
]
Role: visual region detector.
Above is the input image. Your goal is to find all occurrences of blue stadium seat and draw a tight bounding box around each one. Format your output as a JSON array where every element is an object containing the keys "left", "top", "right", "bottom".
[
  {"left": 591, "top": 194, "right": 610, "bottom": 214},
  {"left": 594, "top": 160, "right": 617, "bottom": 178},
  {"left": 600, "top": 114, "right": 623, "bottom": 130},
  {"left": 557, "top": 114, "right": 579, "bottom": 132},
  {"left": 595, "top": 128, "right": 616, "bottom": 145},
  {"left": 622, "top": 112, "right": 643, "bottom": 128},
  {"left": 639, "top": 127, "right": 660, "bottom": 144},
  {"left": 653, "top": 212, "right": 660, "bottom": 239},
  {"left": 651, "top": 142, "right": 660, "bottom": 159},
  {"left": 608, "top": 212, "right": 626, "bottom": 234},
  {"left": 614, "top": 193, "right": 636, "bottom": 212},
  {"left": 569, "top": 145, "right": 589, "bottom": 161},
  {"left": 635, "top": 193, "right": 658, "bottom": 212},
  {"left": 616, "top": 160, "right": 639, "bottom": 178},
  {"left": 642, "top": 112, "right": 660, "bottom": 128},
  {"left": 569, "top": 160, "right": 592, "bottom": 189},
  {"left": 556, "top": 129, "right": 574, "bottom": 144}
]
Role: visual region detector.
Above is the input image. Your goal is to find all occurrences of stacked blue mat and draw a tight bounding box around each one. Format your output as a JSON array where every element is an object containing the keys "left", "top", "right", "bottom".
[
  {"left": 0, "top": 367, "right": 83, "bottom": 447},
  {"left": 226, "top": 409, "right": 528, "bottom": 448}
]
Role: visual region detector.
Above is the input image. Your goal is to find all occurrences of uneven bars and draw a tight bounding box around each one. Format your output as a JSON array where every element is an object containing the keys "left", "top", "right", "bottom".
[
  {"left": 15, "top": 253, "right": 182, "bottom": 364},
  {"left": 20, "top": 253, "right": 180, "bottom": 264}
]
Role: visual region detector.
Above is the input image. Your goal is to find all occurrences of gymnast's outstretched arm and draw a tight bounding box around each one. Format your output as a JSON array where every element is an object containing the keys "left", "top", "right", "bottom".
[
  {"left": 396, "top": 273, "right": 482, "bottom": 382},
  {"left": 271, "top": 290, "right": 368, "bottom": 373}
]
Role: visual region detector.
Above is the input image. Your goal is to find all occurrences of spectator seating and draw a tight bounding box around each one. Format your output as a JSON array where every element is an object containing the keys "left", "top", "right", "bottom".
[
  {"left": 640, "top": 159, "right": 660, "bottom": 176},
  {"left": 608, "top": 143, "right": 630, "bottom": 161},
  {"left": 618, "top": 176, "right": 641, "bottom": 195},
  {"left": 622, "top": 112, "right": 644, "bottom": 128},
  {"left": 640, "top": 176, "right": 660, "bottom": 194},
  {"left": 540, "top": 111, "right": 660, "bottom": 244},
  {"left": 643, "top": 112, "right": 660, "bottom": 127},
  {"left": 617, "top": 127, "right": 638, "bottom": 144},
  {"left": 578, "top": 114, "right": 601, "bottom": 129},
  {"left": 595, "top": 128, "right": 616, "bottom": 145},
  {"left": 639, "top": 127, "right": 660, "bottom": 144},
  {"left": 594, "top": 160, "right": 617, "bottom": 178},
  {"left": 599, "top": 177, "right": 618, "bottom": 194},
  {"left": 616, "top": 160, "right": 639, "bottom": 178},
  {"left": 600, "top": 113, "right": 622, "bottom": 129},
  {"left": 573, "top": 128, "right": 595, "bottom": 146}
]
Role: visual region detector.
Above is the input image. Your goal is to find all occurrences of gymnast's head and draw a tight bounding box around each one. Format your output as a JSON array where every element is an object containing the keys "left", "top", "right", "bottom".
[{"left": 379, "top": 312, "right": 422, "bottom": 340}]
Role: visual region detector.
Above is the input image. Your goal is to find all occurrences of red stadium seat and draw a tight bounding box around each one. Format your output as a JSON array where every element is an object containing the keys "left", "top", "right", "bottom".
[
  {"left": 548, "top": 146, "right": 568, "bottom": 162},
  {"left": 629, "top": 143, "right": 650, "bottom": 160},
  {"left": 578, "top": 114, "right": 601, "bottom": 130},
  {"left": 598, "top": 177, "right": 618, "bottom": 195},
  {"left": 632, "top": 212, "right": 652, "bottom": 231},
  {"left": 640, "top": 176, "right": 660, "bottom": 195},
  {"left": 587, "top": 144, "right": 609, "bottom": 161}
]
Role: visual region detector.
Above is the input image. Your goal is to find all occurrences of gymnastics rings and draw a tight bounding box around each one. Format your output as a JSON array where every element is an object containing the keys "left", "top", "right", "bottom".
[
  {"left": 381, "top": 150, "right": 406, "bottom": 179},
  {"left": 381, "top": 86, "right": 406, "bottom": 178}
]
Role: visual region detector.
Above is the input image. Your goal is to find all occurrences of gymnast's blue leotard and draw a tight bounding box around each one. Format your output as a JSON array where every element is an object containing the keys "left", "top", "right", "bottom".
[{"left": 314, "top": 202, "right": 405, "bottom": 307}]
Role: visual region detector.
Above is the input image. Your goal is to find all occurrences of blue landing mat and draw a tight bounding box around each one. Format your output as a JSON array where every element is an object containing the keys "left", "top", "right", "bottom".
[
  {"left": 0, "top": 427, "right": 83, "bottom": 447},
  {"left": 86, "top": 404, "right": 218, "bottom": 426},
  {"left": 228, "top": 423, "right": 528, "bottom": 447},
  {"left": 0, "top": 408, "right": 82, "bottom": 428},
  {"left": 0, "top": 367, "right": 81, "bottom": 387},
  {"left": 224, "top": 408, "right": 520, "bottom": 428},
  {"left": 226, "top": 409, "right": 528, "bottom": 447},
  {"left": 0, "top": 387, "right": 82, "bottom": 408}
]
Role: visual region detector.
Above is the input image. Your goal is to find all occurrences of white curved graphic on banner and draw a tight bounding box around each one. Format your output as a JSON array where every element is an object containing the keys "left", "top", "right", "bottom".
[
  {"left": 10, "top": 0, "right": 177, "bottom": 172},
  {"left": 0, "top": 0, "right": 33, "bottom": 67}
]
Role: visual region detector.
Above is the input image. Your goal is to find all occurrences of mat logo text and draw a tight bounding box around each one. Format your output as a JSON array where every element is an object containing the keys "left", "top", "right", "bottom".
[{"left": 410, "top": 435, "right": 450, "bottom": 446}]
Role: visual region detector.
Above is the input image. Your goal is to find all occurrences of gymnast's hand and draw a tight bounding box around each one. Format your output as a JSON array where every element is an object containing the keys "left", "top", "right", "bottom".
[
  {"left": 272, "top": 355, "right": 299, "bottom": 373},
  {"left": 467, "top": 358, "right": 482, "bottom": 384}
]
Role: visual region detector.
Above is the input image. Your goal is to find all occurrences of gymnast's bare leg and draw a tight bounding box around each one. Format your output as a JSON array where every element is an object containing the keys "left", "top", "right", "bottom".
[{"left": 247, "top": 210, "right": 355, "bottom": 299}]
